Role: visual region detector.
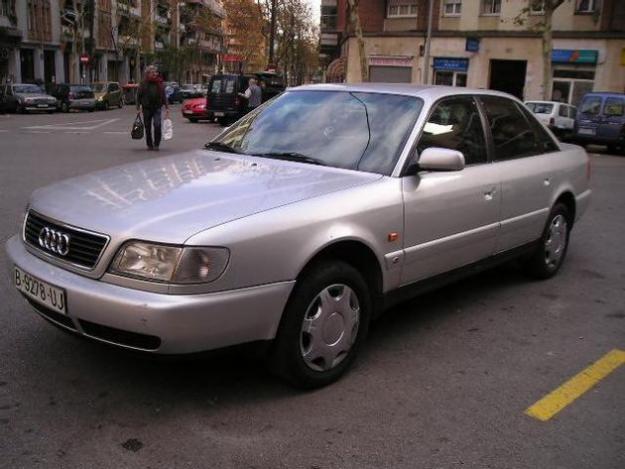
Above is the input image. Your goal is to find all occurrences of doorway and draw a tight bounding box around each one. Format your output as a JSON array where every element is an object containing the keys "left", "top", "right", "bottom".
[
  {"left": 489, "top": 60, "right": 527, "bottom": 100},
  {"left": 20, "top": 48, "right": 35, "bottom": 83},
  {"left": 44, "top": 50, "right": 56, "bottom": 86}
]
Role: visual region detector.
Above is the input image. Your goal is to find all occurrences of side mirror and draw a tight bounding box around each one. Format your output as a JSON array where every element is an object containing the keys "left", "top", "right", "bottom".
[{"left": 416, "top": 147, "right": 465, "bottom": 172}]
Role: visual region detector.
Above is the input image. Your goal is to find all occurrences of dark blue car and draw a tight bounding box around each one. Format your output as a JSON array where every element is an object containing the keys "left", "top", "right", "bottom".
[{"left": 575, "top": 92, "right": 625, "bottom": 153}]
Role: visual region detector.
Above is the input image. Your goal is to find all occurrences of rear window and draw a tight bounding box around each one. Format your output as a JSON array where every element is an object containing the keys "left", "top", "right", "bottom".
[
  {"left": 526, "top": 102, "right": 554, "bottom": 114},
  {"left": 210, "top": 79, "right": 222, "bottom": 93},
  {"left": 604, "top": 98, "right": 624, "bottom": 116},
  {"left": 580, "top": 96, "right": 602, "bottom": 115},
  {"left": 225, "top": 79, "right": 236, "bottom": 94}
]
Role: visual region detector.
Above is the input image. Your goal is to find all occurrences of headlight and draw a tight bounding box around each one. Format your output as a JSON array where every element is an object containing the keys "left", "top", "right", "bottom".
[
  {"left": 97, "top": 96, "right": 103, "bottom": 101},
  {"left": 110, "top": 241, "right": 229, "bottom": 284}
]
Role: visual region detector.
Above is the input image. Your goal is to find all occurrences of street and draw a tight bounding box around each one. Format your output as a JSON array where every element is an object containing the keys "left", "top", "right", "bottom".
[{"left": 0, "top": 107, "right": 624, "bottom": 469}]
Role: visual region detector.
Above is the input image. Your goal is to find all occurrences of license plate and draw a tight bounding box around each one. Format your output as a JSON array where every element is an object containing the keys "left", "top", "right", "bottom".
[
  {"left": 214, "top": 112, "right": 225, "bottom": 117},
  {"left": 14, "top": 266, "right": 67, "bottom": 314},
  {"left": 579, "top": 128, "right": 595, "bottom": 135},
  {"left": 37, "top": 104, "right": 47, "bottom": 108}
]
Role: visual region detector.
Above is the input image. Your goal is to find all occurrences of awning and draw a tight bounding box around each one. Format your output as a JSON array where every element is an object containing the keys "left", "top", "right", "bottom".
[{"left": 326, "top": 56, "right": 346, "bottom": 82}]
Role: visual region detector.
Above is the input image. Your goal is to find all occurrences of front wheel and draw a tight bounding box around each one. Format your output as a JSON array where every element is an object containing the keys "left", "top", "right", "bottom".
[
  {"left": 523, "top": 203, "right": 571, "bottom": 279},
  {"left": 269, "top": 261, "right": 371, "bottom": 389}
]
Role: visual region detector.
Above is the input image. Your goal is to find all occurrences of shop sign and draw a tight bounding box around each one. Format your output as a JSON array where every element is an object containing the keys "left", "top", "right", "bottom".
[
  {"left": 369, "top": 55, "right": 413, "bottom": 67},
  {"left": 465, "top": 37, "right": 480, "bottom": 53},
  {"left": 551, "top": 49, "right": 598, "bottom": 64},
  {"left": 222, "top": 54, "right": 243, "bottom": 62},
  {"left": 433, "top": 57, "right": 469, "bottom": 72}
]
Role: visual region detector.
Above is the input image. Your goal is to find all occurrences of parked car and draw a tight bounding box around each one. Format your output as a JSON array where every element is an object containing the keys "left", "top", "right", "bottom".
[
  {"left": 6, "top": 85, "right": 591, "bottom": 388},
  {"left": 525, "top": 100, "right": 576, "bottom": 139},
  {"left": 574, "top": 92, "right": 625, "bottom": 153},
  {"left": 179, "top": 84, "right": 204, "bottom": 100},
  {"left": 0, "top": 83, "right": 57, "bottom": 113},
  {"left": 50, "top": 84, "right": 96, "bottom": 112},
  {"left": 181, "top": 97, "right": 210, "bottom": 122},
  {"left": 165, "top": 82, "right": 182, "bottom": 104},
  {"left": 91, "top": 81, "right": 123, "bottom": 110},
  {"left": 206, "top": 73, "right": 256, "bottom": 125}
]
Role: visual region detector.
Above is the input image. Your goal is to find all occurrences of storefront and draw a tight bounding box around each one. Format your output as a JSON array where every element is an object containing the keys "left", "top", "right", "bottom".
[
  {"left": 433, "top": 57, "right": 468, "bottom": 87},
  {"left": 368, "top": 55, "right": 413, "bottom": 83},
  {"left": 551, "top": 49, "right": 598, "bottom": 106}
]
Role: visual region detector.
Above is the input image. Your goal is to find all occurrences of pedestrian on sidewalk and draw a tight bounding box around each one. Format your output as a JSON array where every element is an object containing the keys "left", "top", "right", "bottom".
[
  {"left": 136, "top": 65, "right": 169, "bottom": 151},
  {"left": 238, "top": 78, "right": 262, "bottom": 112}
]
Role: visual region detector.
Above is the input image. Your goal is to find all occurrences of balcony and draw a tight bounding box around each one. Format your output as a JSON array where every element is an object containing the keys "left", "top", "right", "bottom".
[{"left": 185, "top": 0, "right": 226, "bottom": 18}]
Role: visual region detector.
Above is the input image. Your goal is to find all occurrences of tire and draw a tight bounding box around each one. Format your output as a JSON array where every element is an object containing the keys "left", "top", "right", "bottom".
[
  {"left": 523, "top": 203, "right": 571, "bottom": 279},
  {"left": 269, "top": 260, "right": 372, "bottom": 389},
  {"left": 188, "top": 118, "right": 198, "bottom": 123},
  {"left": 61, "top": 102, "right": 70, "bottom": 113}
]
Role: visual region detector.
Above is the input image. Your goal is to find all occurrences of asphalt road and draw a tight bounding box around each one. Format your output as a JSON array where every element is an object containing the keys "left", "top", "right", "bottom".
[{"left": 0, "top": 107, "right": 624, "bottom": 469}]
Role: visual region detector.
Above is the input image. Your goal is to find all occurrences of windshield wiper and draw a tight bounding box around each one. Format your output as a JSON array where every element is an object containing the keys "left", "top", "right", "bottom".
[
  {"left": 204, "top": 141, "right": 241, "bottom": 154},
  {"left": 254, "top": 152, "right": 326, "bottom": 166}
]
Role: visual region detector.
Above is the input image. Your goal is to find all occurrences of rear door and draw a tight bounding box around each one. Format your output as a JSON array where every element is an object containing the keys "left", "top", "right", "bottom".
[
  {"left": 401, "top": 95, "right": 501, "bottom": 284},
  {"left": 478, "top": 95, "right": 560, "bottom": 251},
  {"left": 597, "top": 96, "right": 625, "bottom": 141}
]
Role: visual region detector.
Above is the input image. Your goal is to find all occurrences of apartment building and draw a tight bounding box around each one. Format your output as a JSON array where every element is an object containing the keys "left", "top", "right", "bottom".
[
  {"left": 322, "top": 0, "right": 625, "bottom": 104},
  {"left": 0, "top": 0, "right": 224, "bottom": 86}
]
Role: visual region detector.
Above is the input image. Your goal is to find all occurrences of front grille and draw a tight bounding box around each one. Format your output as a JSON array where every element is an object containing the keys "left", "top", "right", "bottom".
[
  {"left": 26, "top": 297, "right": 77, "bottom": 331},
  {"left": 79, "top": 320, "right": 161, "bottom": 351},
  {"left": 24, "top": 211, "right": 109, "bottom": 269}
]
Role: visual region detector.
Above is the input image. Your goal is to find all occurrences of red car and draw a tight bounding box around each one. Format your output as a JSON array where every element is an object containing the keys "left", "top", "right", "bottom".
[{"left": 181, "top": 97, "right": 211, "bottom": 122}]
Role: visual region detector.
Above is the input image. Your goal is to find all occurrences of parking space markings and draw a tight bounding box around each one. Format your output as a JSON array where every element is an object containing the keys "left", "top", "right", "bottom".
[
  {"left": 22, "top": 118, "right": 119, "bottom": 131},
  {"left": 525, "top": 349, "right": 625, "bottom": 422}
]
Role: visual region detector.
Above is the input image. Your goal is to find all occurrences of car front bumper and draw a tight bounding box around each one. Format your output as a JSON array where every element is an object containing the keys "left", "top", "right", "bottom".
[{"left": 6, "top": 235, "right": 294, "bottom": 354}]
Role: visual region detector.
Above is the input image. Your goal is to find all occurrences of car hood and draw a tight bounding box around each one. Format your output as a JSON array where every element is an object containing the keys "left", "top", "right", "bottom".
[
  {"left": 29, "top": 150, "right": 382, "bottom": 244},
  {"left": 15, "top": 93, "right": 54, "bottom": 100}
]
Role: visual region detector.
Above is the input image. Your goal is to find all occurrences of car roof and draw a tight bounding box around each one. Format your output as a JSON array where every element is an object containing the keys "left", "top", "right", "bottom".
[
  {"left": 291, "top": 83, "right": 520, "bottom": 101},
  {"left": 583, "top": 91, "right": 625, "bottom": 98},
  {"left": 525, "top": 100, "right": 561, "bottom": 105}
]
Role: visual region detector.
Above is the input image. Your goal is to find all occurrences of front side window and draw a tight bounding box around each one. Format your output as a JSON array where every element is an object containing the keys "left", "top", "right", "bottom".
[
  {"left": 212, "top": 91, "right": 423, "bottom": 175},
  {"left": 417, "top": 96, "right": 487, "bottom": 165},
  {"left": 580, "top": 96, "right": 602, "bottom": 115},
  {"left": 443, "top": 0, "right": 462, "bottom": 15},
  {"left": 480, "top": 96, "right": 547, "bottom": 160},
  {"left": 481, "top": 0, "right": 501, "bottom": 15}
]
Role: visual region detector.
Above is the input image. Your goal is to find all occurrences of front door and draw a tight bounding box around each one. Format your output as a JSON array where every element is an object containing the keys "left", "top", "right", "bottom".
[{"left": 401, "top": 96, "right": 501, "bottom": 285}]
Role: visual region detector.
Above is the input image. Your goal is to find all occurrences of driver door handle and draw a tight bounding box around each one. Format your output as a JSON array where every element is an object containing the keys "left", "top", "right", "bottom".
[{"left": 484, "top": 187, "right": 496, "bottom": 201}]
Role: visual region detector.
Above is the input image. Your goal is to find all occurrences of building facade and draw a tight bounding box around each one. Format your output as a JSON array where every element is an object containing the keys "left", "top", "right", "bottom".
[
  {"left": 0, "top": 0, "right": 225, "bottom": 87},
  {"left": 324, "top": 0, "right": 625, "bottom": 104}
]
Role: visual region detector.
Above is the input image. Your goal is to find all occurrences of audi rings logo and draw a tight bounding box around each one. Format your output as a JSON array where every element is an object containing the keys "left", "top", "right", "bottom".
[{"left": 38, "top": 227, "right": 71, "bottom": 256}]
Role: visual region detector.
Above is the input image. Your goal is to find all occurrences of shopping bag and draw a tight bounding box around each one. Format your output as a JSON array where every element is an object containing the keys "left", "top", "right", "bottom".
[
  {"left": 131, "top": 113, "right": 144, "bottom": 140},
  {"left": 163, "top": 118, "right": 173, "bottom": 141}
]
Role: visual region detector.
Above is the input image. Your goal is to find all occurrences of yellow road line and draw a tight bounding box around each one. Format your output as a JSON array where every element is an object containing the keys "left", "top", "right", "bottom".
[{"left": 525, "top": 349, "right": 625, "bottom": 422}]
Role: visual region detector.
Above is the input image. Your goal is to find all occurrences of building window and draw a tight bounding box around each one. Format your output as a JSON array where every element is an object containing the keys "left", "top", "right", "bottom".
[
  {"left": 576, "top": 0, "right": 598, "bottom": 13},
  {"left": 434, "top": 70, "right": 467, "bottom": 87},
  {"left": 387, "top": 1, "right": 417, "bottom": 18},
  {"left": 481, "top": 0, "right": 501, "bottom": 15},
  {"left": 552, "top": 67, "right": 595, "bottom": 105},
  {"left": 443, "top": 0, "right": 462, "bottom": 16},
  {"left": 529, "top": 1, "right": 544, "bottom": 14}
]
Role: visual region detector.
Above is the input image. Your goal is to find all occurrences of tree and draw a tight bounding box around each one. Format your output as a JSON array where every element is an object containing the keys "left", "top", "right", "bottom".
[
  {"left": 223, "top": 0, "right": 267, "bottom": 71},
  {"left": 346, "top": 0, "right": 367, "bottom": 82},
  {"left": 515, "top": 0, "right": 568, "bottom": 101}
]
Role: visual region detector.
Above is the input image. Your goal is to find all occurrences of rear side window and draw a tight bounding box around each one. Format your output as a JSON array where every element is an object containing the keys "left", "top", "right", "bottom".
[
  {"left": 604, "top": 98, "right": 624, "bottom": 116},
  {"left": 558, "top": 105, "right": 569, "bottom": 117},
  {"left": 417, "top": 96, "right": 487, "bottom": 165},
  {"left": 480, "top": 96, "right": 555, "bottom": 160},
  {"left": 225, "top": 79, "right": 236, "bottom": 94},
  {"left": 528, "top": 102, "right": 553, "bottom": 114},
  {"left": 580, "top": 96, "right": 602, "bottom": 115}
]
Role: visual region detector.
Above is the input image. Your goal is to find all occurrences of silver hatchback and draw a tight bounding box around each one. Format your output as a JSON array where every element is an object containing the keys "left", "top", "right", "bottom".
[{"left": 7, "top": 84, "right": 591, "bottom": 388}]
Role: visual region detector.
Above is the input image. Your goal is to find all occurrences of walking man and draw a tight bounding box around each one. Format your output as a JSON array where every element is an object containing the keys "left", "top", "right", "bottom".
[
  {"left": 239, "top": 78, "right": 262, "bottom": 112},
  {"left": 136, "top": 65, "right": 169, "bottom": 150}
]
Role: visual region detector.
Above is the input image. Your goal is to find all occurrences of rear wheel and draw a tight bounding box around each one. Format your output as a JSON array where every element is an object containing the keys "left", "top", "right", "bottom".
[
  {"left": 523, "top": 203, "right": 571, "bottom": 279},
  {"left": 269, "top": 261, "right": 371, "bottom": 388}
]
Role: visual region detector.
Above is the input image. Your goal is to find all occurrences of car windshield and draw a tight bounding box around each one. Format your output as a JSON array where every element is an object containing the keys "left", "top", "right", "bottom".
[
  {"left": 91, "top": 83, "right": 106, "bottom": 92},
  {"left": 13, "top": 84, "right": 42, "bottom": 94},
  {"left": 526, "top": 102, "right": 554, "bottom": 114},
  {"left": 209, "top": 90, "right": 423, "bottom": 175},
  {"left": 580, "top": 96, "right": 602, "bottom": 115},
  {"left": 70, "top": 85, "right": 92, "bottom": 92}
]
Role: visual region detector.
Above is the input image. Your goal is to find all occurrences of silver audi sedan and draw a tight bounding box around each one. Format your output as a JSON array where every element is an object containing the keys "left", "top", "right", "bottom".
[{"left": 6, "top": 84, "right": 591, "bottom": 388}]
